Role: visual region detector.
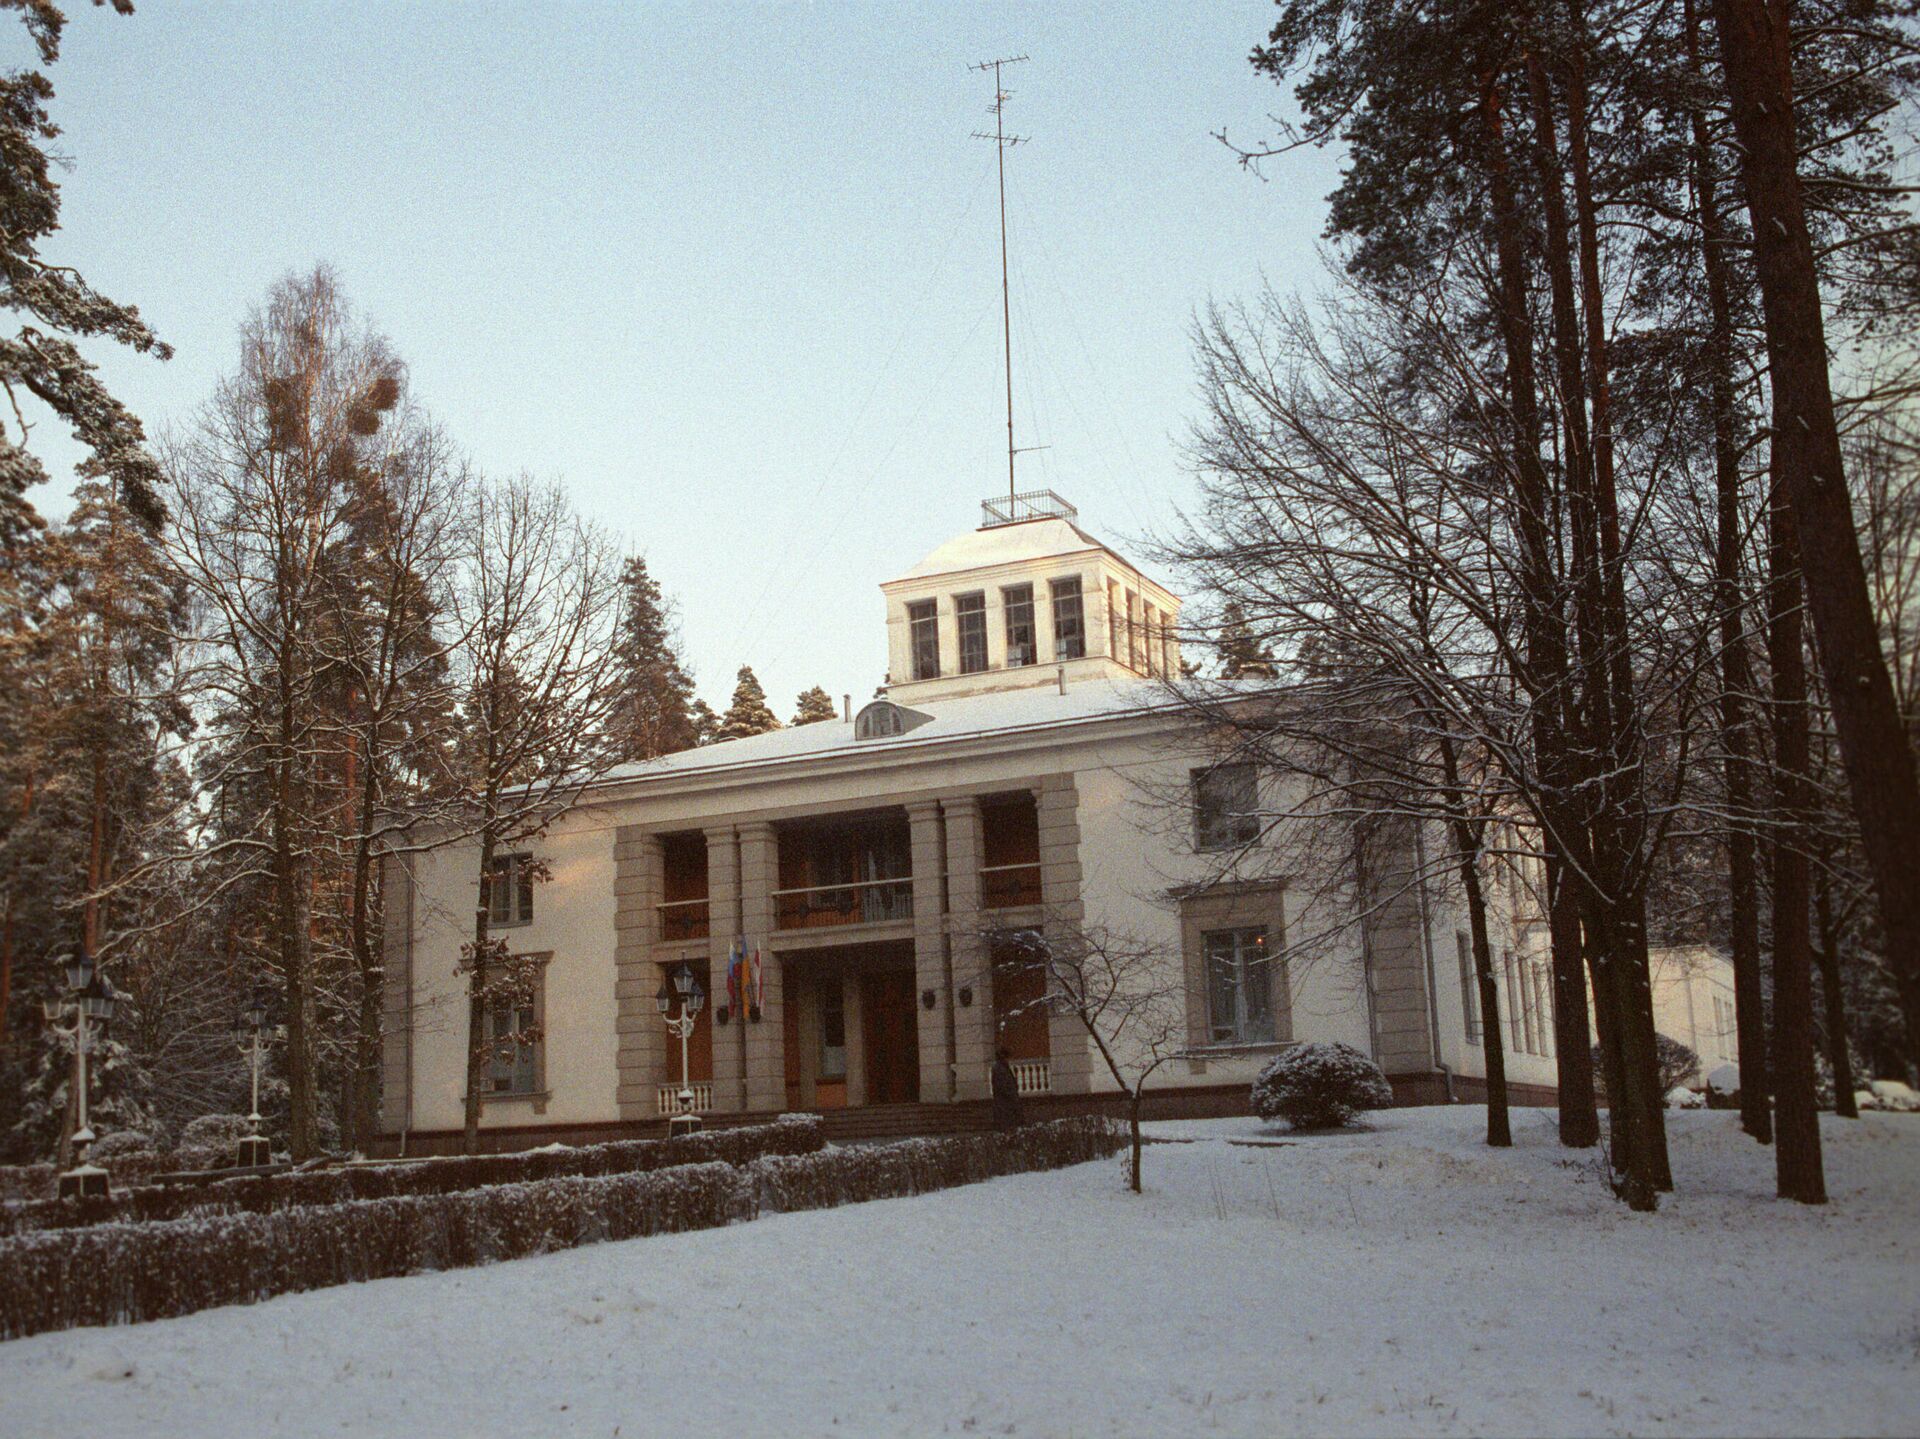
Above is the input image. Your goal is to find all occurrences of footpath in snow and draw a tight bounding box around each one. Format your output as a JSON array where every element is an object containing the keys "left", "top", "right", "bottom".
[{"left": 0, "top": 1106, "right": 1915, "bottom": 1438}]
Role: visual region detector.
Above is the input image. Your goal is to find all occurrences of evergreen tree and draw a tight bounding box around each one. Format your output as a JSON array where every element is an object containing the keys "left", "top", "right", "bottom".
[
  {"left": 1218, "top": 603, "right": 1277, "bottom": 679},
  {"left": 0, "top": 0, "right": 169, "bottom": 545},
  {"left": 791, "top": 685, "right": 837, "bottom": 726},
  {"left": 714, "top": 666, "right": 780, "bottom": 741},
  {"left": 689, "top": 697, "right": 720, "bottom": 746},
  {"left": 608, "top": 556, "right": 699, "bottom": 760}
]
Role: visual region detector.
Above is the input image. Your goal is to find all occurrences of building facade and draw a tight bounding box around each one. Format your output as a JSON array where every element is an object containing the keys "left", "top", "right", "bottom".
[{"left": 377, "top": 495, "right": 1722, "bottom": 1153}]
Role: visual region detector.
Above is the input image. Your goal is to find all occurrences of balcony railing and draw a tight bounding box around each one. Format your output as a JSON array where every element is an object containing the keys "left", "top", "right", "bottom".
[
  {"left": 773, "top": 876, "right": 914, "bottom": 931},
  {"left": 1011, "top": 1058, "right": 1052, "bottom": 1094},
  {"left": 981, "top": 862, "right": 1043, "bottom": 909},
  {"left": 657, "top": 897, "right": 711, "bottom": 941},
  {"left": 657, "top": 1082, "right": 713, "bottom": 1115}
]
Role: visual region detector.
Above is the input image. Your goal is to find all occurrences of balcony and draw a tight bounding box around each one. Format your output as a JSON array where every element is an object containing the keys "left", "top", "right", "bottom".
[
  {"left": 981, "top": 862, "right": 1043, "bottom": 909},
  {"left": 774, "top": 876, "right": 914, "bottom": 931},
  {"left": 656, "top": 1082, "right": 713, "bottom": 1115},
  {"left": 657, "top": 897, "right": 710, "bottom": 941},
  {"left": 1011, "top": 1058, "right": 1052, "bottom": 1095}
]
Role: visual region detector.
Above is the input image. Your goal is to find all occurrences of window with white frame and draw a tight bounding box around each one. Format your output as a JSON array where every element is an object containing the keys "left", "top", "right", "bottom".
[
  {"left": 1143, "top": 603, "right": 1161, "bottom": 676},
  {"left": 1193, "top": 763, "right": 1260, "bottom": 851},
  {"left": 1003, "top": 583, "right": 1037, "bottom": 667},
  {"left": 484, "top": 852, "right": 534, "bottom": 927},
  {"left": 1204, "top": 927, "right": 1274, "bottom": 1044},
  {"left": 1107, "top": 579, "right": 1123, "bottom": 659},
  {"left": 956, "top": 591, "right": 988, "bottom": 674},
  {"left": 908, "top": 599, "right": 939, "bottom": 680},
  {"left": 1050, "top": 576, "right": 1085, "bottom": 659},
  {"left": 1532, "top": 961, "right": 1554, "bottom": 1057},
  {"left": 1126, "top": 588, "right": 1141, "bottom": 670}
]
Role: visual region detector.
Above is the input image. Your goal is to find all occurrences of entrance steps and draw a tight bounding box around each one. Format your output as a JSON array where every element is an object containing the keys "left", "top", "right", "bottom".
[{"left": 811, "top": 1101, "right": 994, "bottom": 1144}]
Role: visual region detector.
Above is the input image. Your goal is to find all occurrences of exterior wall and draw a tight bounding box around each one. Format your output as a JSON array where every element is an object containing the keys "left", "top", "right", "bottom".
[
  {"left": 400, "top": 810, "right": 622, "bottom": 1136},
  {"left": 383, "top": 709, "right": 1453, "bottom": 1139},
  {"left": 882, "top": 549, "right": 1181, "bottom": 702},
  {"left": 1650, "top": 945, "right": 1740, "bottom": 1079}
]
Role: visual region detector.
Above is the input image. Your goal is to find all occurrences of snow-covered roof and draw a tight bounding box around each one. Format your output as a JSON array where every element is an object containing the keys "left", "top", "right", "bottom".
[
  {"left": 891, "top": 516, "right": 1118, "bottom": 582},
  {"left": 596, "top": 678, "right": 1177, "bottom": 790}
]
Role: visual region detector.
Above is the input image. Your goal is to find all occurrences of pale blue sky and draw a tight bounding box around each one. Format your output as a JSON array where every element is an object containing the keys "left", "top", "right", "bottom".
[{"left": 25, "top": 1, "right": 1336, "bottom": 713}]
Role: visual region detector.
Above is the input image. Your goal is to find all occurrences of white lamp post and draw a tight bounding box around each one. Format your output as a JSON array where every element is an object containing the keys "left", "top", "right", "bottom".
[
  {"left": 655, "top": 961, "right": 706, "bottom": 1137},
  {"left": 231, "top": 987, "right": 274, "bottom": 1168},
  {"left": 45, "top": 950, "right": 117, "bottom": 1199}
]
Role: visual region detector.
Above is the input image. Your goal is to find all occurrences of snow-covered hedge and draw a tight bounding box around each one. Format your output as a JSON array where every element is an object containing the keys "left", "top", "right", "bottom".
[
  {"left": 0, "top": 1160, "right": 753, "bottom": 1341},
  {"left": 0, "top": 1116, "right": 1124, "bottom": 1339},
  {"left": 0, "top": 1114, "right": 826, "bottom": 1236},
  {"left": 179, "top": 1114, "right": 255, "bottom": 1150},
  {"left": 0, "top": 1163, "right": 54, "bottom": 1203},
  {"left": 88, "top": 1130, "right": 161, "bottom": 1162},
  {"left": 752, "top": 1116, "right": 1124, "bottom": 1213},
  {"left": 1252, "top": 1042, "right": 1394, "bottom": 1129}
]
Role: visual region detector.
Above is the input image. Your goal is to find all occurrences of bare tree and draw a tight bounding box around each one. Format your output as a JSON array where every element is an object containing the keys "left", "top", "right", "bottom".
[
  {"left": 991, "top": 923, "right": 1192, "bottom": 1194},
  {"left": 445, "top": 473, "right": 622, "bottom": 1153}
]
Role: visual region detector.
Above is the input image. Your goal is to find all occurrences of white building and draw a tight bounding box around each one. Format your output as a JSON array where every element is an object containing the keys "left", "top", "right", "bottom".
[{"left": 377, "top": 494, "right": 1668, "bottom": 1152}]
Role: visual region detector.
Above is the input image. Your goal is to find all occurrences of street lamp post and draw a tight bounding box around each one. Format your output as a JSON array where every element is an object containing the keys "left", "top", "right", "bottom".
[
  {"left": 44, "top": 950, "right": 118, "bottom": 1200},
  {"left": 655, "top": 961, "right": 706, "bottom": 1138},
  {"left": 231, "top": 987, "right": 273, "bottom": 1168}
]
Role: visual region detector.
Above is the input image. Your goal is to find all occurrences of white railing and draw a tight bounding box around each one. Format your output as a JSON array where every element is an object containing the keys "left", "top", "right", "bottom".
[
  {"left": 1012, "top": 1059, "right": 1052, "bottom": 1095},
  {"left": 772, "top": 875, "right": 914, "bottom": 930},
  {"left": 656, "top": 1083, "right": 712, "bottom": 1116}
]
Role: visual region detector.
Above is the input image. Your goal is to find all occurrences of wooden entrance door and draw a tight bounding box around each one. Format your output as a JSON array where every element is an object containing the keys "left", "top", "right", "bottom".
[{"left": 860, "top": 970, "right": 920, "bottom": 1105}]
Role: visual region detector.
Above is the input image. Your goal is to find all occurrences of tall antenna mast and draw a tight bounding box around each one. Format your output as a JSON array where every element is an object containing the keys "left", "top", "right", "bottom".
[{"left": 971, "top": 54, "right": 1027, "bottom": 512}]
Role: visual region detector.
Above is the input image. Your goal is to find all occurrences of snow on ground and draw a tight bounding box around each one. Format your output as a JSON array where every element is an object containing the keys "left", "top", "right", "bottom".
[{"left": 2, "top": 1107, "right": 1916, "bottom": 1438}]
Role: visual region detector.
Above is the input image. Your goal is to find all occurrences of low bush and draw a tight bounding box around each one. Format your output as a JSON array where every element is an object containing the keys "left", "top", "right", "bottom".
[
  {"left": 88, "top": 1131, "right": 160, "bottom": 1163},
  {"left": 179, "top": 1114, "right": 255, "bottom": 1150},
  {"left": 0, "top": 1160, "right": 753, "bottom": 1340},
  {"left": 0, "top": 1163, "right": 54, "bottom": 1203},
  {"left": 1252, "top": 1042, "right": 1394, "bottom": 1130},
  {"left": 752, "top": 1116, "right": 1124, "bottom": 1213},
  {"left": 0, "top": 1114, "right": 826, "bottom": 1236},
  {"left": 0, "top": 1115, "right": 1124, "bottom": 1339}
]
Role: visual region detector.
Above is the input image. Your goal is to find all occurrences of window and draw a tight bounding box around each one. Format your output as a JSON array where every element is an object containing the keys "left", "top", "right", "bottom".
[
  {"left": 1457, "top": 930, "right": 1480, "bottom": 1042},
  {"left": 818, "top": 981, "right": 847, "bottom": 1079},
  {"left": 482, "top": 956, "right": 546, "bottom": 1098},
  {"left": 1050, "top": 577, "right": 1085, "bottom": 660},
  {"left": 484, "top": 853, "right": 534, "bottom": 927},
  {"left": 1505, "top": 951, "right": 1524, "bottom": 1053},
  {"left": 1532, "top": 962, "right": 1554, "bottom": 1057},
  {"left": 1144, "top": 604, "right": 1161, "bottom": 676},
  {"left": 1193, "top": 763, "right": 1260, "bottom": 851},
  {"left": 1519, "top": 951, "right": 1538, "bottom": 1054},
  {"left": 1162, "top": 616, "right": 1177, "bottom": 678},
  {"left": 1204, "top": 927, "right": 1274, "bottom": 1044},
  {"left": 1126, "top": 589, "right": 1141, "bottom": 671},
  {"left": 1107, "top": 579, "right": 1123, "bottom": 660},
  {"left": 908, "top": 599, "right": 939, "bottom": 680},
  {"left": 956, "top": 591, "right": 987, "bottom": 674},
  {"left": 1003, "top": 584, "right": 1036, "bottom": 667}
]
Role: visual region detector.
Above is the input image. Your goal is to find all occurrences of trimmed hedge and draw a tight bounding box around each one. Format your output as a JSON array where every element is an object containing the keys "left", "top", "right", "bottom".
[
  {"left": 1, "top": 1115, "right": 825, "bottom": 1237},
  {"left": 0, "top": 1116, "right": 1123, "bottom": 1340},
  {"left": 754, "top": 1115, "right": 1123, "bottom": 1213}
]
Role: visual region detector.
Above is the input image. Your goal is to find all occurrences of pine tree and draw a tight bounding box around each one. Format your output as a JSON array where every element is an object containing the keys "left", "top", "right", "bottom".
[
  {"left": 689, "top": 698, "right": 720, "bottom": 746},
  {"left": 1218, "top": 603, "right": 1277, "bottom": 679},
  {"left": 714, "top": 666, "right": 781, "bottom": 741},
  {"left": 0, "top": 1, "right": 170, "bottom": 546},
  {"left": 791, "top": 686, "right": 837, "bottom": 726},
  {"left": 608, "top": 556, "right": 698, "bottom": 760}
]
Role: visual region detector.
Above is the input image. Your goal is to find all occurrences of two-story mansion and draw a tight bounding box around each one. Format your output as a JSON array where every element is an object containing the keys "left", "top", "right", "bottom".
[{"left": 377, "top": 494, "right": 1574, "bottom": 1153}]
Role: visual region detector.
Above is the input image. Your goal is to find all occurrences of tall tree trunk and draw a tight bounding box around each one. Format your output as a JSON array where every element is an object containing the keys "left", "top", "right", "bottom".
[
  {"left": 1814, "top": 867, "right": 1858, "bottom": 1119},
  {"left": 1714, "top": 0, "right": 1920, "bottom": 1073},
  {"left": 463, "top": 824, "right": 495, "bottom": 1155},
  {"left": 275, "top": 698, "right": 317, "bottom": 1161},
  {"left": 1765, "top": 463, "right": 1828, "bottom": 1204},
  {"left": 1523, "top": 49, "right": 1601, "bottom": 1148},
  {"left": 1686, "top": 0, "right": 1773, "bottom": 1149}
]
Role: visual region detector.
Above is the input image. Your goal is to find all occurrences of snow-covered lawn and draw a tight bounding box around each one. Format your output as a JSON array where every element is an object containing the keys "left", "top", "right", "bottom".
[{"left": 2, "top": 1107, "right": 1916, "bottom": 1438}]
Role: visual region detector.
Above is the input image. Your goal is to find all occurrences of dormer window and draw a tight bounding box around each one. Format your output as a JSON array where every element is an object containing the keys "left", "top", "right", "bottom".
[
  {"left": 956, "top": 592, "right": 987, "bottom": 674},
  {"left": 1003, "top": 584, "right": 1036, "bottom": 667},
  {"left": 856, "top": 700, "right": 933, "bottom": 740},
  {"left": 908, "top": 600, "right": 940, "bottom": 680}
]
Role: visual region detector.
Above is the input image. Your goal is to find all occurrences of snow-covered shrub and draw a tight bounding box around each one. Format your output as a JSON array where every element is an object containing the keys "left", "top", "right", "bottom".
[
  {"left": 1252, "top": 1043, "right": 1393, "bottom": 1130},
  {"left": 1863, "top": 1079, "right": 1920, "bottom": 1113},
  {"left": 87, "top": 1130, "right": 157, "bottom": 1162},
  {"left": 0, "top": 1164, "right": 55, "bottom": 1203},
  {"left": 179, "top": 1113, "right": 254, "bottom": 1151},
  {"left": 751, "top": 1117, "right": 1123, "bottom": 1214},
  {"left": 0, "top": 1160, "right": 754, "bottom": 1341},
  {"left": 0, "top": 1114, "right": 829, "bottom": 1237},
  {"left": 1704, "top": 1063, "right": 1740, "bottom": 1108},
  {"left": 1666, "top": 1086, "right": 1705, "bottom": 1109}
]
